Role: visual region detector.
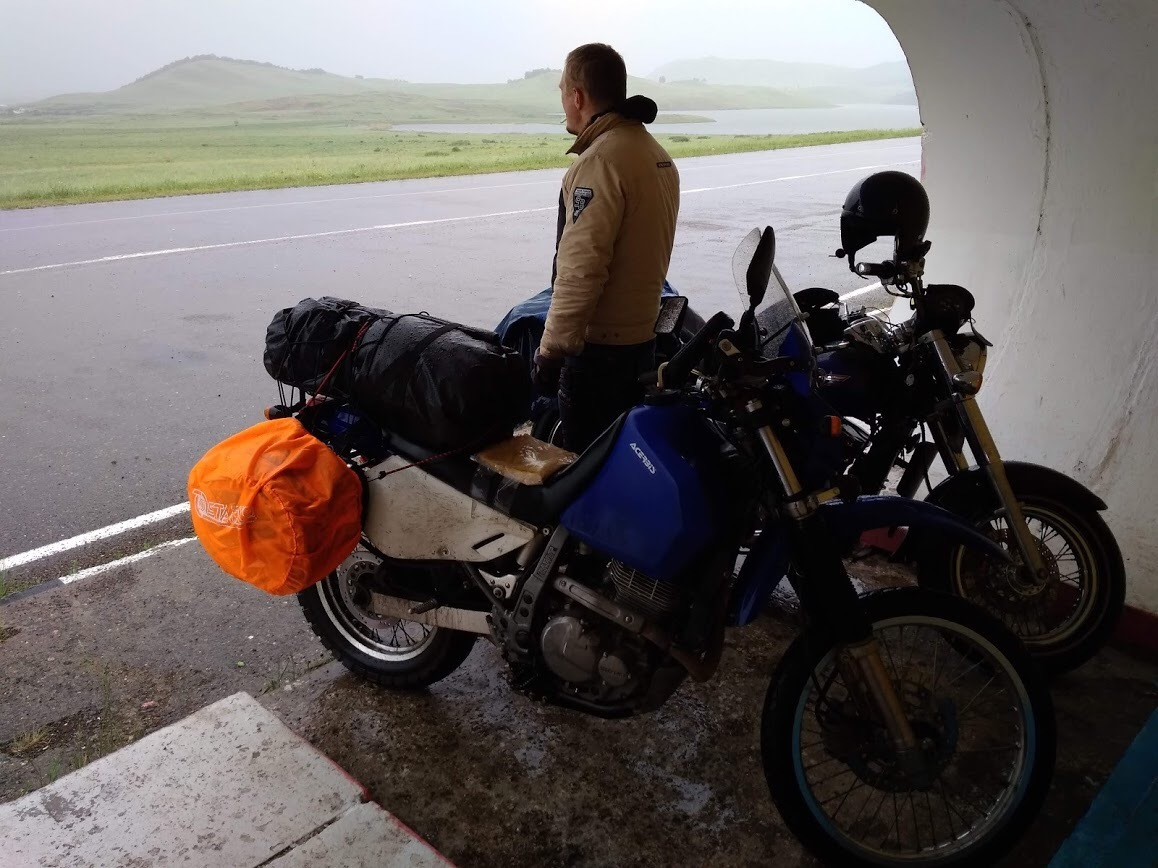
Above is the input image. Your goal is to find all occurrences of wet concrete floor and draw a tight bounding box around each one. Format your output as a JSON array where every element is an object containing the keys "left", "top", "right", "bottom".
[{"left": 1, "top": 543, "right": 1155, "bottom": 866}]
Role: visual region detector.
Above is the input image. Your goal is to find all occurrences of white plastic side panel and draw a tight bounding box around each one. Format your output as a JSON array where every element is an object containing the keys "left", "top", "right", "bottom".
[{"left": 362, "top": 456, "right": 535, "bottom": 562}]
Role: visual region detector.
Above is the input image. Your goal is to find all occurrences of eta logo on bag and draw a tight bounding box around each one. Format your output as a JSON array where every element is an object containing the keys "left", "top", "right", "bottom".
[{"left": 193, "top": 489, "right": 256, "bottom": 528}]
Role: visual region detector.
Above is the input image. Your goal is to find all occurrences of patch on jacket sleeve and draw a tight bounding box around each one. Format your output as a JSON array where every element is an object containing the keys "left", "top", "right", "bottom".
[{"left": 572, "top": 187, "right": 594, "bottom": 221}]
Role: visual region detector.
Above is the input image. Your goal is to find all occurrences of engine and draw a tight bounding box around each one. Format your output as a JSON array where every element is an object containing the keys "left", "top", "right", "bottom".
[{"left": 539, "top": 560, "right": 683, "bottom": 709}]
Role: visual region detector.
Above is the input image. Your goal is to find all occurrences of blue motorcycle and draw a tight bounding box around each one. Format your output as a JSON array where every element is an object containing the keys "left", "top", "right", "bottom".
[{"left": 294, "top": 227, "right": 1054, "bottom": 867}]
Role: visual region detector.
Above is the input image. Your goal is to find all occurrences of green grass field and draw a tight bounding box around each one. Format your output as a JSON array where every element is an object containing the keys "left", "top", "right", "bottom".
[{"left": 0, "top": 120, "right": 920, "bottom": 209}]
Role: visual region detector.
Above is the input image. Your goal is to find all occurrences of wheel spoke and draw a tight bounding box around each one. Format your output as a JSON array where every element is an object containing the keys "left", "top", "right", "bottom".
[
  {"left": 931, "top": 636, "right": 942, "bottom": 691},
  {"left": 938, "top": 780, "right": 958, "bottom": 841},
  {"left": 945, "top": 656, "right": 986, "bottom": 688},
  {"left": 828, "top": 778, "right": 867, "bottom": 818},
  {"left": 959, "top": 675, "right": 998, "bottom": 717},
  {"left": 813, "top": 766, "right": 858, "bottom": 788},
  {"left": 804, "top": 755, "right": 844, "bottom": 773},
  {"left": 882, "top": 633, "right": 904, "bottom": 683}
]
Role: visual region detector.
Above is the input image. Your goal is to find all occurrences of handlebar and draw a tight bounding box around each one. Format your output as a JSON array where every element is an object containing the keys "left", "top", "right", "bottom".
[
  {"left": 659, "top": 311, "right": 734, "bottom": 389},
  {"left": 854, "top": 261, "right": 896, "bottom": 280}
]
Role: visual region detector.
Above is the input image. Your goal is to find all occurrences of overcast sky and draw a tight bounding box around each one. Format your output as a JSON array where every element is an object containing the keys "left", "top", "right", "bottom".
[{"left": 0, "top": 0, "right": 904, "bottom": 102}]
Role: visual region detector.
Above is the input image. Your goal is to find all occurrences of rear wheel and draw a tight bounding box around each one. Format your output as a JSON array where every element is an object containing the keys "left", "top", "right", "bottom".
[
  {"left": 298, "top": 548, "right": 476, "bottom": 689},
  {"left": 762, "top": 588, "right": 1054, "bottom": 867}
]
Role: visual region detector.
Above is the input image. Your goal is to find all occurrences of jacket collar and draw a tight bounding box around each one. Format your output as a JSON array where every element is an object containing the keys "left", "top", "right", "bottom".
[{"left": 567, "top": 112, "right": 637, "bottom": 155}]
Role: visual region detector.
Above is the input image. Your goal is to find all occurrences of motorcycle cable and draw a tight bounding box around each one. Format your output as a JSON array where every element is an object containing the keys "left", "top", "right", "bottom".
[{"left": 759, "top": 318, "right": 797, "bottom": 352}]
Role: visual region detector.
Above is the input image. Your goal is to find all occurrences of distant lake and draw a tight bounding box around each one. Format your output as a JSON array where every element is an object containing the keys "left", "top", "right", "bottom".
[{"left": 394, "top": 105, "right": 921, "bottom": 136}]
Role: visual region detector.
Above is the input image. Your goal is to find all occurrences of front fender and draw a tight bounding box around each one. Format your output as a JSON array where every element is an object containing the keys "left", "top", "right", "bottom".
[
  {"left": 924, "top": 461, "right": 1108, "bottom": 514},
  {"left": 730, "top": 526, "right": 791, "bottom": 627},
  {"left": 728, "top": 495, "right": 1011, "bottom": 627},
  {"left": 820, "top": 496, "right": 1011, "bottom": 564}
]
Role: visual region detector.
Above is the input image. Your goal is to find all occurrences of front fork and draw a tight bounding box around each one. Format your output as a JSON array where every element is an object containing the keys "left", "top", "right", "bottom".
[
  {"left": 925, "top": 333, "right": 1048, "bottom": 578},
  {"left": 749, "top": 400, "right": 919, "bottom": 754}
]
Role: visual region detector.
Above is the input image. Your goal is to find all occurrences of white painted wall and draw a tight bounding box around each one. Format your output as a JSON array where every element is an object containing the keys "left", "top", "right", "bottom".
[{"left": 865, "top": 0, "right": 1158, "bottom": 610}]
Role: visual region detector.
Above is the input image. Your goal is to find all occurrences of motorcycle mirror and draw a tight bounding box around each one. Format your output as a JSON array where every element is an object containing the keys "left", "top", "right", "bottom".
[
  {"left": 793, "top": 287, "right": 841, "bottom": 313},
  {"left": 745, "top": 226, "right": 775, "bottom": 310}
]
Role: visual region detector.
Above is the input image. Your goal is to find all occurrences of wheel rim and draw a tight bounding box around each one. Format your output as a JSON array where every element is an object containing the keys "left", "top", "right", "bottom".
[
  {"left": 792, "top": 615, "right": 1035, "bottom": 862},
  {"left": 952, "top": 503, "right": 1099, "bottom": 650},
  {"left": 316, "top": 549, "right": 438, "bottom": 662}
]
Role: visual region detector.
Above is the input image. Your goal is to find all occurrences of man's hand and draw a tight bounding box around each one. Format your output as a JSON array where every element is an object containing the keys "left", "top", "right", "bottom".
[{"left": 531, "top": 350, "right": 564, "bottom": 397}]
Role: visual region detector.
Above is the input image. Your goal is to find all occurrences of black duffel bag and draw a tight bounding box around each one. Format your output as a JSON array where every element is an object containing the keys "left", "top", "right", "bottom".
[
  {"left": 264, "top": 299, "right": 530, "bottom": 453},
  {"left": 350, "top": 313, "right": 530, "bottom": 452},
  {"left": 264, "top": 297, "right": 386, "bottom": 396}
]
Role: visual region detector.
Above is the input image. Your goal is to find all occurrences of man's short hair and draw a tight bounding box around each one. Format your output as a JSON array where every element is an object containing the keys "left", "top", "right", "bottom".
[{"left": 565, "top": 43, "right": 627, "bottom": 110}]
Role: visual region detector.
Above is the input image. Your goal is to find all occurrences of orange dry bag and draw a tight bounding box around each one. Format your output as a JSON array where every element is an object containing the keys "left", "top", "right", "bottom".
[{"left": 188, "top": 418, "right": 363, "bottom": 595}]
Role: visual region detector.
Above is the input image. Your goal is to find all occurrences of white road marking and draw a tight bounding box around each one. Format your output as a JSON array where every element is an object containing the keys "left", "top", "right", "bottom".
[
  {"left": 58, "top": 537, "right": 197, "bottom": 586},
  {"left": 0, "top": 141, "right": 918, "bottom": 234},
  {"left": 0, "top": 161, "right": 917, "bottom": 279},
  {"left": 840, "top": 281, "right": 886, "bottom": 301},
  {"left": 674, "top": 143, "right": 915, "bottom": 173},
  {"left": 683, "top": 161, "right": 918, "bottom": 194},
  {"left": 0, "top": 502, "right": 190, "bottom": 572},
  {"left": 0, "top": 206, "right": 554, "bottom": 277},
  {"left": 0, "top": 181, "right": 559, "bottom": 233}
]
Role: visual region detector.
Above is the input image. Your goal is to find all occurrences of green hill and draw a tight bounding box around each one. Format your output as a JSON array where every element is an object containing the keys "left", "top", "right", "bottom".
[
  {"left": 649, "top": 57, "right": 915, "bottom": 104},
  {"left": 17, "top": 56, "right": 830, "bottom": 122},
  {"left": 31, "top": 56, "right": 385, "bottom": 113}
]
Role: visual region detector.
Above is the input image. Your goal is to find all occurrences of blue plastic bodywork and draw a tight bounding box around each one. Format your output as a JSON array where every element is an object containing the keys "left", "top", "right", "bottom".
[
  {"left": 780, "top": 325, "right": 813, "bottom": 396},
  {"left": 494, "top": 281, "right": 678, "bottom": 350},
  {"left": 561, "top": 404, "right": 721, "bottom": 582},
  {"left": 728, "top": 494, "right": 1012, "bottom": 626}
]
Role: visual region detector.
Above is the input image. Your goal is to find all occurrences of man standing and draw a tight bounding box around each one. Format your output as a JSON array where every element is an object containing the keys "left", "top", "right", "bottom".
[{"left": 531, "top": 43, "right": 680, "bottom": 453}]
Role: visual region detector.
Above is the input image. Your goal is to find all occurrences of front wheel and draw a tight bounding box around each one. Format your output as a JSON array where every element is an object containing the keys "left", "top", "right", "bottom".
[
  {"left": 298, "top": 549, "right": 477, "bottom": 689},
  {"left": 917, "top": 492, "right": 1125, "bottom": 675},
  {"left": 762, "top": 588, "right": 1054, "bottom": 868}
]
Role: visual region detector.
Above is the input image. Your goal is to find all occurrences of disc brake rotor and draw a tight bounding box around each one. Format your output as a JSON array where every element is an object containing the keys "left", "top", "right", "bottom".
[
  {"left": 336, "top": 551, "right": 402, "bottom": 632},
  {"left": 970, "top": 528, "right": 1061, "bottom": 611}
]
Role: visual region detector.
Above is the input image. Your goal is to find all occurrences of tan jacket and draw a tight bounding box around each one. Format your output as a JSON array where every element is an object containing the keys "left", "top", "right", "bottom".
[{"left": 540, "top": 112, "right": 680, "bottom": 357}]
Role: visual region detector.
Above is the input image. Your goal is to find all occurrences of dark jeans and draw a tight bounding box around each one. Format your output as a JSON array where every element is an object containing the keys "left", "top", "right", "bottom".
[{"left": 558, "top": 340, "right": 656, "bottom": 454}]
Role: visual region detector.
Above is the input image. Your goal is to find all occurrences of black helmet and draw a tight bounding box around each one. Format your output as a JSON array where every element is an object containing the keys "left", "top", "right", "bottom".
[{"left": 840, "top": 171, "right": 930, "bottom": 263}]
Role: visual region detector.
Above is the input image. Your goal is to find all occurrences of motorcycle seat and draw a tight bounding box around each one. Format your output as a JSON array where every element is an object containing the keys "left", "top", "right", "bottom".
[
  {"left": 473, "top": 434, "right": 577, "bottom": 486},
  {"left": 382, "top": 414, "right": 627, "bottom": 530}
]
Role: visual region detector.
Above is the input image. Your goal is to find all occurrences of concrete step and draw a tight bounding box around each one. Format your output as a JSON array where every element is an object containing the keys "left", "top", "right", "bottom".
[{"left": 0, "top": 691, "right": 451, "bottom": 867}]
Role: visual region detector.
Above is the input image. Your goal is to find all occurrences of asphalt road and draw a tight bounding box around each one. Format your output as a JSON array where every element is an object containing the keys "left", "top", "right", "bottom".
[{"left": 0, "top": 137, "right": 918, "bottom": 559}]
